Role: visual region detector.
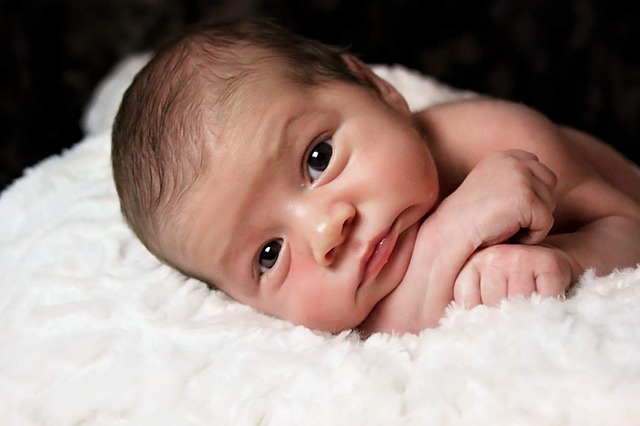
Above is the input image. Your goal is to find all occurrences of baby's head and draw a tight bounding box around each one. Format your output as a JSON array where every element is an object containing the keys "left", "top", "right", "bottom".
[
  {"left": 112, "top": 20, "right": 367, "bottom": 261},
  {"left": 112, "top": 19, "right": 439, "bottom": 332}
]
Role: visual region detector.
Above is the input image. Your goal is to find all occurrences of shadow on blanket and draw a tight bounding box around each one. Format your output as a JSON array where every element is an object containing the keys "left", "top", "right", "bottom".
[{"left": 1, "top": 56, "right": 640, "bottom": 425}]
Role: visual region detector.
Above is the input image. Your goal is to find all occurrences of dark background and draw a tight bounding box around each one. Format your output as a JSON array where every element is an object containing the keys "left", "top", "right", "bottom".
[{"left": 2, "top": 0, "right": 639, "bottom": 191}]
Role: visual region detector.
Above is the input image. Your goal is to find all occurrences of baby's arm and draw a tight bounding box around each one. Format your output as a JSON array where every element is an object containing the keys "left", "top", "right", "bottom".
[
  {"left": 360, "top": 148, "right": 558, "bottom": 334},
  {"left": 361, "top": 98, "right": 640, "bottom": 335},
  {"left": 455, "top": 180, "right": 640, "bottom": 308},
  {"left": 432, "top": 100, "right": 640, "bottom": 291}
]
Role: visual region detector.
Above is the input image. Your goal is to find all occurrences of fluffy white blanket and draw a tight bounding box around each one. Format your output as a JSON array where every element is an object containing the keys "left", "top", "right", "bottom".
[{"left": 2, "top": 56, "right": 640, "bottom": 426}]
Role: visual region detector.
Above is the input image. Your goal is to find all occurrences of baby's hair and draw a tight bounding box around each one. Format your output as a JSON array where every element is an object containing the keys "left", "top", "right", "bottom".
[{"left": 111, "top": 19, "right": 371, "bottom": 268}]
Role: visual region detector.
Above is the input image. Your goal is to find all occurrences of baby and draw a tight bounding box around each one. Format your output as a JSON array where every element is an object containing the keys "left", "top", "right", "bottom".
[{"left": 112, "top": 19, "right": 640, "bottom": 336}]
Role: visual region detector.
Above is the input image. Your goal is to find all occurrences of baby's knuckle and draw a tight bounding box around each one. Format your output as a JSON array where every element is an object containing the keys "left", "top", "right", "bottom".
[
  {"left": 486, "top": 245, "right": 513, "bottom": 264},
  {"left": 540, "top": 252, "right": 562, "bottom": 272}
]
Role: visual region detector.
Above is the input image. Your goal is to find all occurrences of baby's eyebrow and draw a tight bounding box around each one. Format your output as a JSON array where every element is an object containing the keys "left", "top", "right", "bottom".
[
  {"left": 281, "top": 112, "right": 309, "bottom": 147},
  {"left": 254, "top": 110, "right": 303, "bottom": 163},
  {"left": 281, "top": 107, "right": 327, "bottom": 148}
]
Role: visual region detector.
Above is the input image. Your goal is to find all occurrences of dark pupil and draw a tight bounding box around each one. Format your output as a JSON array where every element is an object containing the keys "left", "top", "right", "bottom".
[
  {"left": 259, "top": 240, "right": 281, "bottom": 269},
  {"left": 309, "top": 142, "right": 332, "bottom": 171}
]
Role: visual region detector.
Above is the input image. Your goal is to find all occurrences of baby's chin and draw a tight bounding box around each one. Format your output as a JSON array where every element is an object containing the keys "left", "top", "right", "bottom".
[{"left": 284, "top": 302, "right": 373, "bottom": 334}]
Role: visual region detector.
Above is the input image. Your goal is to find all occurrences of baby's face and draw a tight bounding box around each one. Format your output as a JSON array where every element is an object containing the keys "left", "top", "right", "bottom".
[{"left": 176, "top": 71, "right": 439, "bottom": 332}]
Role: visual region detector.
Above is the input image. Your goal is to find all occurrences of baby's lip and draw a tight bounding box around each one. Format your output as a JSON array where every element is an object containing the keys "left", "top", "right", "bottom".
[{"left": 359, "top": 227, "right": 398, "bottom": 286}]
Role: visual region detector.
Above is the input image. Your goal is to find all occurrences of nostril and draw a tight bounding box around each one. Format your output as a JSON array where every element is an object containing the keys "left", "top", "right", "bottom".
[
  {"left": 343, "top": 215, "right": 355, "bottom": 235},
  {"left": 324, "top": 247, "right": 336, "bottom": 265},
  {"left": 314, "top": 204, "right": 355, "bottom": 266},
  {"left": 345, "top": 214, "right": 354, "bottom": 227}
]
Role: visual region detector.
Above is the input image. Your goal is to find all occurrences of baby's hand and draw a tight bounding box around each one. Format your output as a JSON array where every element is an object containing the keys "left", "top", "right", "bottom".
[
  {"left": 453, "top": 244, "right": 572, "bottom": 308},
  {"left": 441, "top": 149, "right": 557, "bottom": 247}
]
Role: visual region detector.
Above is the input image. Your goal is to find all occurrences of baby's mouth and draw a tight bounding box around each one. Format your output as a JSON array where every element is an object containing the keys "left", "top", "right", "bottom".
[{"left": 361, "top": 230, "right": 398, "bottom": 285}]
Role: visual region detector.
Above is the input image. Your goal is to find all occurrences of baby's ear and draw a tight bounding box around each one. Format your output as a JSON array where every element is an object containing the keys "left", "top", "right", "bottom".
[{"left": 341, "top": 54, "right": 411, "bottom": 117}]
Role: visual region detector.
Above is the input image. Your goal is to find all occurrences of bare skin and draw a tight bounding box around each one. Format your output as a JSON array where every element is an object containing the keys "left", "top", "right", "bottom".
[
  {"left": 175, "top": 55, "right": 640, "bottom": 335},
  {"left": 359, "top": 96, "right": 640, "bottom": 335}
]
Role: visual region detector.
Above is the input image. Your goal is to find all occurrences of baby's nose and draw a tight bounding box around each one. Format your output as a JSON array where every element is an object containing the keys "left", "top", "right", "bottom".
[{"left": 310, "top": 202, "right": 356, "bottom": 266}]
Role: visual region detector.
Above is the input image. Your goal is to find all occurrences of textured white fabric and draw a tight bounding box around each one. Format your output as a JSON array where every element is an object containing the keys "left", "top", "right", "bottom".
[{"left": 1, "top": 55, "right": 640, "bottom": 425}]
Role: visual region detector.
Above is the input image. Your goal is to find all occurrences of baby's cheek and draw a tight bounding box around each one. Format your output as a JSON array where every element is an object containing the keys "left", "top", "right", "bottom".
[
  {"left": 284, "top": 261, "right": 360, "bottom": 332},
  {"left": 285, "top": 262, "right": 331, "bottom": 323}
]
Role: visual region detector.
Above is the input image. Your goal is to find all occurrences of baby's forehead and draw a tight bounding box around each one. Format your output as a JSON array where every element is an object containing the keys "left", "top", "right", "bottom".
[
  {"left": 202, "top": 60, "right": 297, "bottom": 126},
  {"left": 203, "top": 69, "right": 310, "bottom": 143},
  {"left": 197, "top": 75, "right": 324, "bottom": 200}
]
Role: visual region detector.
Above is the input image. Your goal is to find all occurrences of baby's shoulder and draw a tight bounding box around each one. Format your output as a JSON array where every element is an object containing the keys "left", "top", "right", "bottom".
[
  {"left": 413, "top": 97, "right": 540, "bottom": 126},
  {"left": 412, "top": 97, "right": 554, "bottom": 155}
]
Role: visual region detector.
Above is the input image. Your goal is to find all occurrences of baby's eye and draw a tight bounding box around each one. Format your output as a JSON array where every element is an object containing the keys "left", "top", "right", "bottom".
[
  {"left": 306, "top": 139, "right": 333, "bottom": 182},
  {"left": 257, "top": 239, "right": 282, "bottom": 275}
]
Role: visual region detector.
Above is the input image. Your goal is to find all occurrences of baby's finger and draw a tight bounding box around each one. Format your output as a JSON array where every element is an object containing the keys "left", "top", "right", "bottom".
[
  {"left": 503, "top": 149, "right": 540, "bottom": 162},
  {"left": 526, "top": 158, "right": 558, "bottom": 192},
  {"left": 515, "top": 197, "right": 555, "bottom": 244},
  {"left": 535, "top": 271, "right": 568, "bottom": 298},
  {"left": 531, "top": 175, "right": 557, "bottom": 212},
  {"left": 507, "top": 271, "right": 537, "bottom": 299},
  {"left": 479, "top": 267, "right": 508, "bottom": 306},
  {"left": 453, "top": 266, "right": 482, "bottom": 309}
]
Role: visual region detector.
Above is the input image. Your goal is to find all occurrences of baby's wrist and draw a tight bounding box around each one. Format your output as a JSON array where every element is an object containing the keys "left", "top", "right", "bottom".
[{"left": 425, "top": 196, "right": 483, "bottom": 251}]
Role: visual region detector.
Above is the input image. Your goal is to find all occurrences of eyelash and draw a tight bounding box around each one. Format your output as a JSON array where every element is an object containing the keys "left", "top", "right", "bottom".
[
  {"left": 257, "top": 239, "right": 282, "bottom": 276},
  {"left": 305, "top": 137, "right": 334, "bottom": 183}
]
